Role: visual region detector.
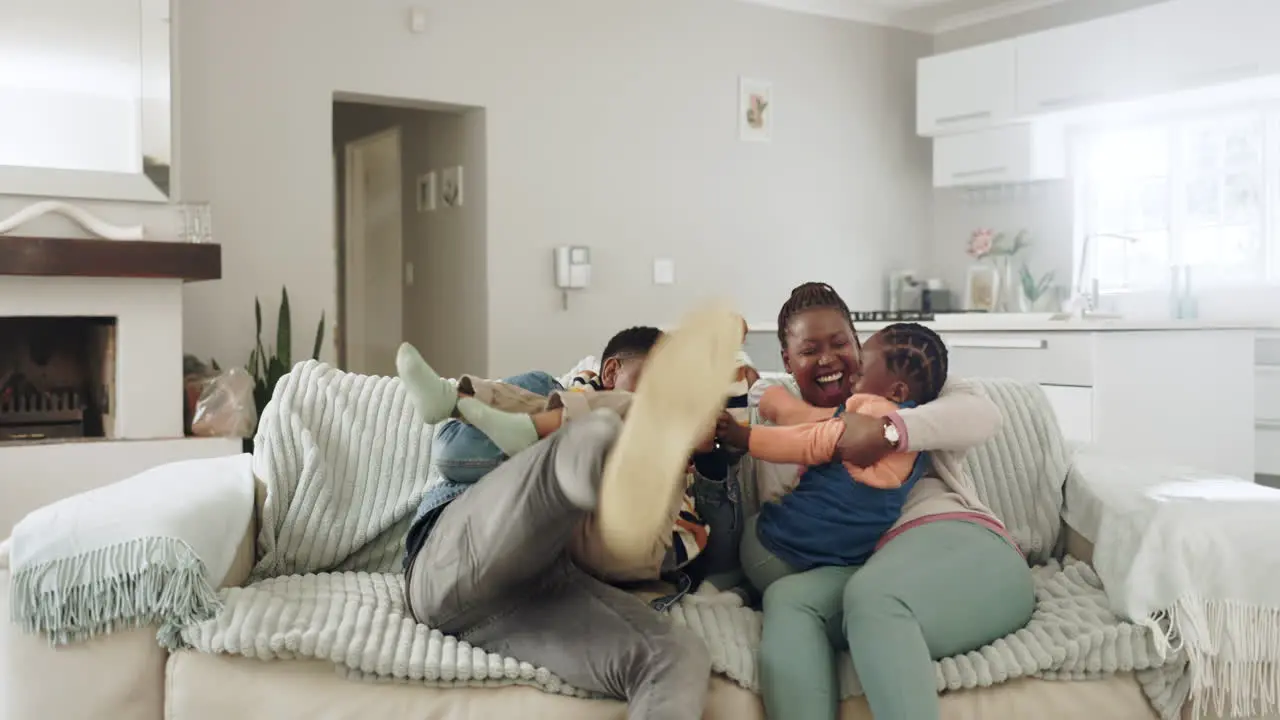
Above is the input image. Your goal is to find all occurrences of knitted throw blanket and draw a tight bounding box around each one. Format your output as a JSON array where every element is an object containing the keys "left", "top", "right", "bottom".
[
  {"left": 181, "top": 559, "right": 1185, "bottom": 715},
  {"left": 248, "top": 360, "right": 435, "bottom": 580},
  {"left": 183, "top": 367, "right": 1187, "bottom": 716}
]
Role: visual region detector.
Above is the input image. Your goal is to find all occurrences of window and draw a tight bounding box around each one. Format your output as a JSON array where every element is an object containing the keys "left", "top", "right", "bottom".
[{"left": 1075, "top": 109, "right": 1276, "bottom": 292}]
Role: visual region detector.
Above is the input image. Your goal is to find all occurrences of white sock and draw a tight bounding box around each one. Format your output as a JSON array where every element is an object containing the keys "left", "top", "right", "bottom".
[
  {"left": 395, "top": 343, "right": 456, "bottom": 423},
  {"left": 457, "top": 396, "right": 539, "bottom": 456}
]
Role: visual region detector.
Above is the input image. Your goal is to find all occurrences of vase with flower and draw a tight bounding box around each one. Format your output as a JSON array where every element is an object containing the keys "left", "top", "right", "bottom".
[{"left": 966, "top": 228, "right": 1030, "bottom": 312}]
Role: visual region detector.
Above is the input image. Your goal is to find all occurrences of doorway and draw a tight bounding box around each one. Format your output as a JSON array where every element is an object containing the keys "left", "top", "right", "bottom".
[
  {"left": 341, "top": 126, "right": 403, "bottom": 376},
  {"left": 332, "top": 97, "right": 489, "bottom": 379}
]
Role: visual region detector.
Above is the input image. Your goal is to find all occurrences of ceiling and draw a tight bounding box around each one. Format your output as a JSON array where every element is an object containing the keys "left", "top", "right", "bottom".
[{"left": 738, "top": 0, "right": 1070, "bottom": 33}]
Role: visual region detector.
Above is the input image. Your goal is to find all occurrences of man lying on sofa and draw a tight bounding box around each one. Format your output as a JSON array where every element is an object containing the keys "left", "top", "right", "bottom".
[{"left": 397, "top": 304, "right": 744, "bottom": 719}]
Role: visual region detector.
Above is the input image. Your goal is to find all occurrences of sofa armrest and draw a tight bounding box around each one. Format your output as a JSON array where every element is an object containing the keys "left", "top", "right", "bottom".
[
  {"left": 0, "top": 475, "right": 256, "bottom": 720},
  {"left": 2, "top": 566, "right": 169, "bottom": 720},
  {"left": 1059, "top": 520, "right": 1096, "bottom": 566},
  {"left": 218, "top": 474, "right": 263, "bottom": 589},
  {"left": 1062, "top": 448, "right": 1245, "bottom": 548}
]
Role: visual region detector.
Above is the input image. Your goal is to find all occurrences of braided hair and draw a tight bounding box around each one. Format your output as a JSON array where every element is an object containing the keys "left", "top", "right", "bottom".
[
  {"left": 776, "top": 282, "right": 857, "bottom": 348},
  {"left": 875, "top": 322, "right": 948, "bottom": 404}
]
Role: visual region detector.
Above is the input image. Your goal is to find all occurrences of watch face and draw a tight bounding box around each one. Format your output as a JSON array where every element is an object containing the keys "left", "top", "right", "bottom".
[{"left": 883, "top": 421, "right": 900, "bottom": 446}]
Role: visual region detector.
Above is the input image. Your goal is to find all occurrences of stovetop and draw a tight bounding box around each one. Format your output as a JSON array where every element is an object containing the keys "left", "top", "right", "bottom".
[{"left": 851, "top": 310, "right": 989, "bottom": 322}]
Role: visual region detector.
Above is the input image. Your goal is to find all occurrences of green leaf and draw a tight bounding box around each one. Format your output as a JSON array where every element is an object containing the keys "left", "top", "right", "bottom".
[
  {"left": 253, "top": 385, "right": 271, "bottom": 419},
  {"left": 211, "top": 358, "right": 220, "bottom": 372},
  {"left": 312, "top": 312, "right": 325, "bottom": 360},
  {"left": 277, "top": 287, "right": 292, "bottom": 370},
  {"left": 254, "top": 298, "right": 262, "bottom": 339},
  {"left": 267, "top": 356, "right": 286, "bottom": 392}
]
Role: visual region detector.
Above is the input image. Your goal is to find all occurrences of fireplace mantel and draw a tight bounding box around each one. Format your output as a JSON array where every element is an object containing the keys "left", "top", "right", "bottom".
[{"left": 0, "top": 236, "right": 220, "bottom": 282}]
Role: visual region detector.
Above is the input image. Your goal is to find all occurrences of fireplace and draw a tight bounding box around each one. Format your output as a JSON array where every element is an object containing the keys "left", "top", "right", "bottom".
[{"left": 0, "top": 316, "right": 116, "bottom": 442}]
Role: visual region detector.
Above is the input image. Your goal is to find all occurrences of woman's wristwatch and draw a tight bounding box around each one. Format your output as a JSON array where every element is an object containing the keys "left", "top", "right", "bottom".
[{"left": 882, "top": 414, "right": 906, "bottom": 451}]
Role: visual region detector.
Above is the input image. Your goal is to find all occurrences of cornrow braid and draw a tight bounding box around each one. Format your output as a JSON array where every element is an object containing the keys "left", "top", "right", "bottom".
[
  {"left": 776, "top": 282, "right": 857, "bottom": 347},
  {"left": 875, "top": 322, "right": 948, "bottom": 404}
]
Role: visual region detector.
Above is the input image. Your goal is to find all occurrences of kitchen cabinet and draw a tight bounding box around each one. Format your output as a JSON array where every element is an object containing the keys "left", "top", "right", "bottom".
[
  {"left": 935, "top": 329, "right": 1256, "bottom": 480},
  {"left": 917, "top": 0, "right": 1280, "bottom": 142},
  {"left": 932, "top": 124, "right": 1065, "bottom": 188},
  {"left": 1256, "top": 333, "right": 1280, "bottom": 476},
  {"left": 1014, "top": 17, "right": 1137, "bottom": 115},
  {"left": 1134, "top": 0, "right": 1280, "bottom": 98},
  {"left": 1040, "top": 385, "right": 1094, "bottom": 445},
  {"left": 917, "top": 41, "right": 1016, "bottom": 137}
]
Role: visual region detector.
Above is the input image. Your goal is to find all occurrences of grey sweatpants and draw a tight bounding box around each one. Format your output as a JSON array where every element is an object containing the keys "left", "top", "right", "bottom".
[{"left": 405, "top": 410, "right": 711, "bottom": 720}]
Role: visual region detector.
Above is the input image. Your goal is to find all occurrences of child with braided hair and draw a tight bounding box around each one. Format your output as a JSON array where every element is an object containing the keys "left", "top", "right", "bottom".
[
  {"left": 726, "top": 281, "right": 1029, "bottom": 720},
  {"left": 717, "top": 321, "right": 948, "bottom": 489},
  {"left": 717, "top": 283, "right": 952, "bottom": 595}
]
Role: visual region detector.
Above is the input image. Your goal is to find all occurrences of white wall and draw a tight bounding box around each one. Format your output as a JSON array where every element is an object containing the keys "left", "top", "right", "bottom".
[
  {"left": 2, "top": 0, "right": 932, "bottom": 379},
  {"left": 177, "top": 0, "right": 932, "bottom": 378}
]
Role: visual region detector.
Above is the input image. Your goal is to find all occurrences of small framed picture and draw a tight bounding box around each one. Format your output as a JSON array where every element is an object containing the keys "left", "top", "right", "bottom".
[
  {"left": 965, "top": 265, "right": 1000, "bottom": 312},
  {"left": 441, "top": 166, "right": 464, "bottom": 208},
  {"left": 739, "top": 77, "right": 773, "bottom": 142},
  {"left": 416, "top": 172, "right": 437, "bottom": 213}
]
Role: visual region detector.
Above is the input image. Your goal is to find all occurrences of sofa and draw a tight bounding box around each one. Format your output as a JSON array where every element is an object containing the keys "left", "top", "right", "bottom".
[{"left": 0, "top": 375, "right": 1215, "bottom": 720}]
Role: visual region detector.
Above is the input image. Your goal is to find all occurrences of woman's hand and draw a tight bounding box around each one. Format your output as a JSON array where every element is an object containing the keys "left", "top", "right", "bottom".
[
  {"left": 715, "top": 411, "right": 751, "bottom": 451},
  {"left": 836, "top": 413, "right": 894, "bottom": 468}
]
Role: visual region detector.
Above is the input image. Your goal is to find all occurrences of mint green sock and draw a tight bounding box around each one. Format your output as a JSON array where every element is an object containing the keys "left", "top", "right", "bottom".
[
  {"left": 395, "top": 342, "right": 456, "bottom": 423},
  {"left": 457, "top": 396, "right": 539, "bottom": 456}
]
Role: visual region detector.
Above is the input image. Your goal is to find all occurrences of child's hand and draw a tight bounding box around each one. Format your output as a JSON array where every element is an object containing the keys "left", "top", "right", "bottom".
[{"left": 715, "top": 411, "right": 750, "bottom": 450}]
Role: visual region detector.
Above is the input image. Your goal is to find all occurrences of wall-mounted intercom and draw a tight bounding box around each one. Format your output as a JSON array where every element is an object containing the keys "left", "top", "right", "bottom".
[{"left": 554, "top": 245, "right": 591, "bottom": 309}]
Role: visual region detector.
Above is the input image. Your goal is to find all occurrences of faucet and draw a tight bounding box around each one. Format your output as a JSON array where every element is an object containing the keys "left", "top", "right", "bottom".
[{"left": 1072, "top": 232, "right": 1140, "bottom": 314}]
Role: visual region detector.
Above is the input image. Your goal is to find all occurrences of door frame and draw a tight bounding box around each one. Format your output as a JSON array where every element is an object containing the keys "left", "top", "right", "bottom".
[{"left": 341, "top": 126, "right": 402, "bottom": 374}]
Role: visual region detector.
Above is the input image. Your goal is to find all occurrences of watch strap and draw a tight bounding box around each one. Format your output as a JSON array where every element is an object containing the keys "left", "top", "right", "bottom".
[{"left": 885, "top": 411, "right": 909, "bottom": 451}]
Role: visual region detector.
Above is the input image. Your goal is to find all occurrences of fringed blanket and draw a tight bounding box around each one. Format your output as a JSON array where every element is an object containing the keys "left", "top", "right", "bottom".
[
  {"left": 6, "top": 454, "right": 255, "bottom": 647},
  {"left": 1086, "top": 454, "right": 1280, "bottom": 719}
]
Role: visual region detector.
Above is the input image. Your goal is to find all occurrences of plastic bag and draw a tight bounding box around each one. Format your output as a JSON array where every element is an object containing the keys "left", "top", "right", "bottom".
[{"left": 191, "top": 367, "right": 257, "bottom": 438}]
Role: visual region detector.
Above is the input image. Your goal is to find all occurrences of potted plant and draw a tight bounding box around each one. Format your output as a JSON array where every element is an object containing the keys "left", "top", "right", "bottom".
[
  {"left": 244, "top": 287, "right": 324, "bottom": 452},
  {"left": 1019, "top": 265, "right": 1057, "bottom": 312}
]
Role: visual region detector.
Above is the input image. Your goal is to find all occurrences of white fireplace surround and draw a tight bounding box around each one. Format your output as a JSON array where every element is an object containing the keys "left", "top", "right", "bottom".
[
  {"left": 0, "top": 273, "right": 242, "bottom": 535},
  {"left": 0, "top": 275, "right": 183, "bottom": 439}
]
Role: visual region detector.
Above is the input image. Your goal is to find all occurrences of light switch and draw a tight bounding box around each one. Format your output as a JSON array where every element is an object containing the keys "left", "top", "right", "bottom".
[
  {"left": 409, "top": 7, "right": 427, "bottom": 33},
  {"left": 653, "top": 258, "right": 675, "bottom": 286}
]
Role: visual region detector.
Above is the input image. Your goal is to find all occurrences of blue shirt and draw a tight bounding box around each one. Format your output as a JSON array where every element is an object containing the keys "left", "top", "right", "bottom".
[{"left": 756, "top": 405, "right": 927, "bottom": 570}]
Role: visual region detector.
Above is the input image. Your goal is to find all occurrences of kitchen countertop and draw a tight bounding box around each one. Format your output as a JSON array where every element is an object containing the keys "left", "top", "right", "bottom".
[{"left": 746, "top": 314, "right": 1279, "bottom": 334}]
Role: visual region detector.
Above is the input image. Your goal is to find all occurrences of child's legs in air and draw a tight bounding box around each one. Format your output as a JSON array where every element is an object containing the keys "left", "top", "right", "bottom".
[
  {"left": 457, "top": 373, "right": 555, "bottom": 413},
  {"left": 434, "top": 371, "right": 558, "bottom": 483},
  {"left": 457, "top": 389, "right": 634, "bottom": 458}
]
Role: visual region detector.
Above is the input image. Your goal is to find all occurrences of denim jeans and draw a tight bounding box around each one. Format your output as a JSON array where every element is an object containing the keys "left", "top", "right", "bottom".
[
  {"left": 433, "top": 370, "right": 560, "bottom": 484},
  {"left": 650, "top": 449, "right": 748, "bottom": 610}
]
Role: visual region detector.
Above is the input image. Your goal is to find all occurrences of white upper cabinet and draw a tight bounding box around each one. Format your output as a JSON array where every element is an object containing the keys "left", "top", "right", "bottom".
[
  {"left": 917, "top": 40, "right": 1016, "bottom": 136},
  {"left": 932, "top": 124, "right": 1066, "bottom": 188},
  {"left": 1134, "top": 0, "right": 1280, "bottom": 97},
  {"left": 1015, "top": 16, "right": 1137, "bottom": 115}
]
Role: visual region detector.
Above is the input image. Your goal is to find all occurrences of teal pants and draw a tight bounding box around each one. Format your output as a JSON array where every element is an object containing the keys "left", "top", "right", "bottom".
[{"left": 758, "top": 520, "right": 1035, "bottom": 720}]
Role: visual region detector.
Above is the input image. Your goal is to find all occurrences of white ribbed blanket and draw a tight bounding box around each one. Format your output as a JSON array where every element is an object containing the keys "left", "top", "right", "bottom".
[
  {"left": 182, "top": 559, "right": 1183, "bottom": 712},
  {"left": 183, "top": 366, "right": 1186, "bottom": 717},
  {"left": 249, "top": 360, "right": 435, "bottom": 580}
]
